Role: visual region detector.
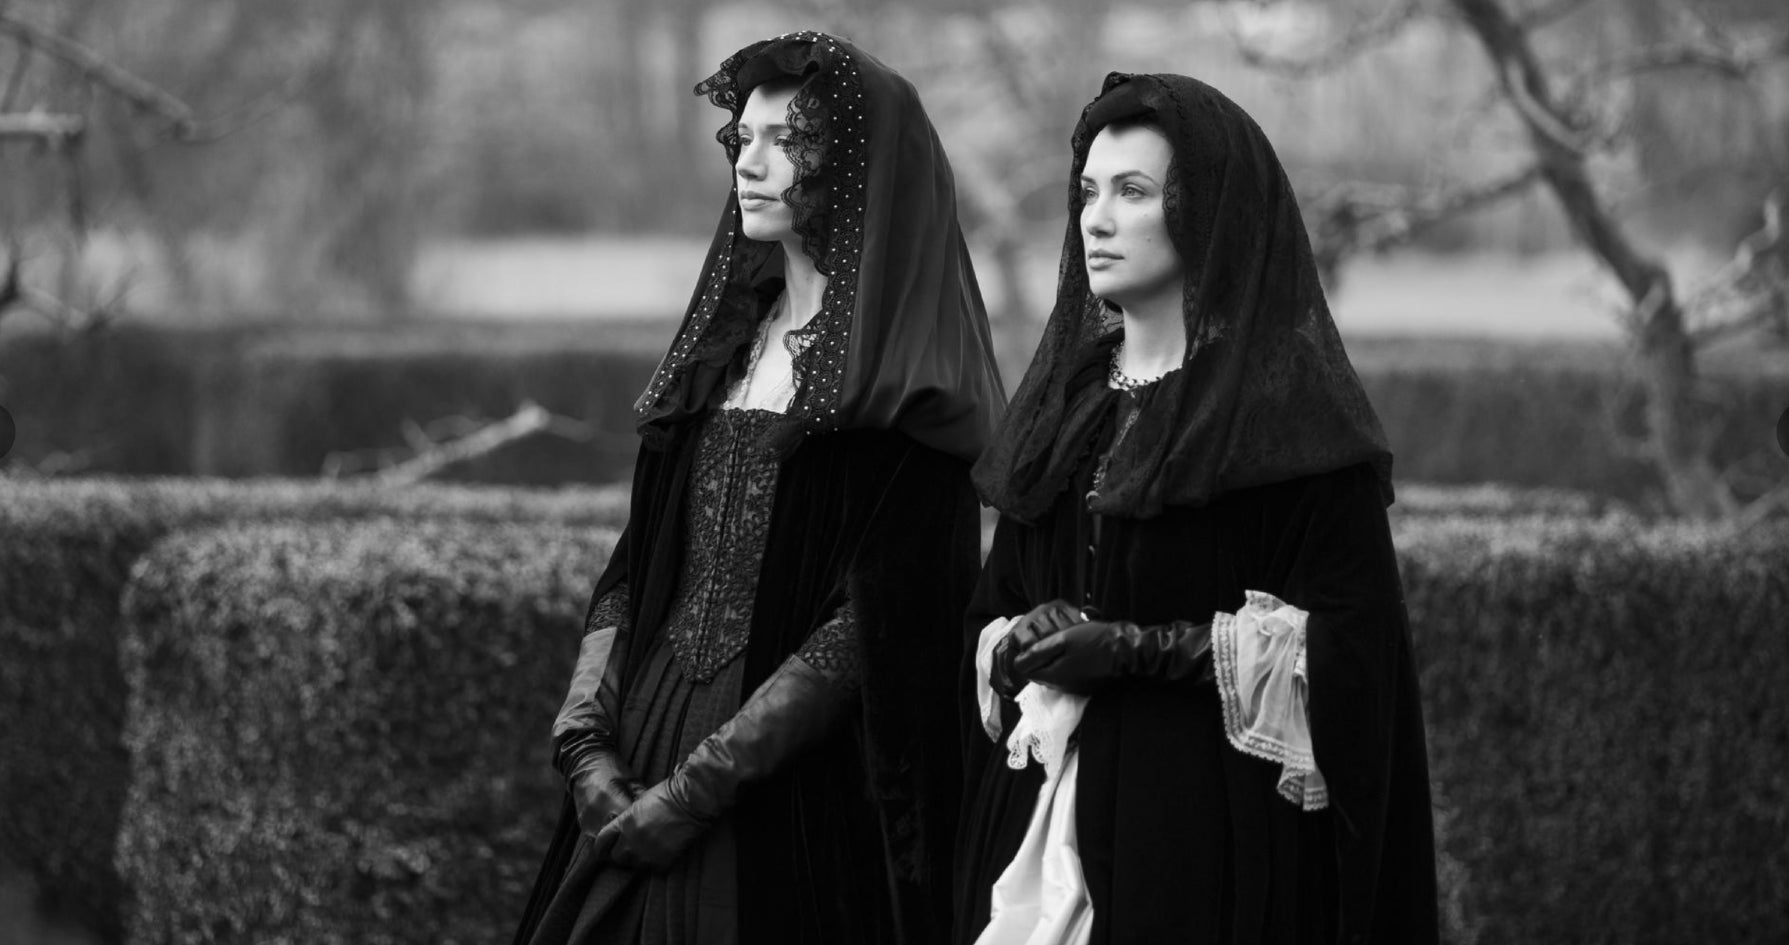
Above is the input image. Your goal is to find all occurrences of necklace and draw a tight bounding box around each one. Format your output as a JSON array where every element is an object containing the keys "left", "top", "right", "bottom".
[{"left": 1107, "top": 340, "right": 1167, "bottom": 391}]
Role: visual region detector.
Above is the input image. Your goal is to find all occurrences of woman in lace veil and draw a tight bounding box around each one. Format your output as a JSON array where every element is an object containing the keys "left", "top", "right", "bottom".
[
  {"left": 512, "top": 32, "right": 1003, "bottom": 945},
  {"left": 956, "top": 73, "right": 1437, "bottom": 945}
]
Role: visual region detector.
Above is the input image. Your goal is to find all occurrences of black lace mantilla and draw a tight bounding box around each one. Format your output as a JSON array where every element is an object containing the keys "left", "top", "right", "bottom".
[
  {"left": 639, "top": 32, "right": 870, "bottom": 440},
  {"left": 661, "top": 408, "right": 783, "bottom": 683},
  {"left": 973, "top": 72, "right": 1393, "bottom": 521}
]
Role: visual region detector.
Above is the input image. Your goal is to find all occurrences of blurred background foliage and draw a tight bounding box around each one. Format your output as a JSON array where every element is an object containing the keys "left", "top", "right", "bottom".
[
  {"left": 4, "top": 0, "right": 1785, "bottom": 516},
  {"left": 0, "top": 0, "right": 1781, "bottom": 320}
]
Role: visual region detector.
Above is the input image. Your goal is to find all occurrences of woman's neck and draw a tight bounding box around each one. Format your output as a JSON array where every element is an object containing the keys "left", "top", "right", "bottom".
[
  {"left": 781, "top": 241, "right": 829, "bottom": 329},
  {"left": 1117, "top": 296, "right": 1187, "bottom": 380}
]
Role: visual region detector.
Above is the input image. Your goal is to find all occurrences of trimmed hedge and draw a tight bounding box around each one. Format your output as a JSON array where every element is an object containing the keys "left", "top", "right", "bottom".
[
  {"left": 0, "top": 320, "right": 671, "bottom": 485},
  {"left": 5, "top": 477, "right": 1786, "bottom": 943},
  {"left": 6, "top": 325, "right": 1787, "bottom": 501},
  {"left": 117, "top": 519, "right": 616, "bottom": 945},
  {"left": 0, "top": 478, "right": 627, "bottom": 943},
  {"left": 1399, "top": 515, "right": 1789, "bottom": 944}
]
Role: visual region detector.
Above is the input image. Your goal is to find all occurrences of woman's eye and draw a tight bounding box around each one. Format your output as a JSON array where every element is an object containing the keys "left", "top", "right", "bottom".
[
  {"left": 1079, "top": 187, "right": 1096, "bottom": 200},
  {"left": 1122, "top": 184, "right": 1144, "bottom": 198},
  {"left": 774, "top": 136, "right": 792, "bottom": 147}
]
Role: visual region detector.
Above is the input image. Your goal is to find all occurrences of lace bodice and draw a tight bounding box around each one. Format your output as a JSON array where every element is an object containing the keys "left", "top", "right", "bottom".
[{"left": 660, "top": 408, "right": 783, "bottom": 683}]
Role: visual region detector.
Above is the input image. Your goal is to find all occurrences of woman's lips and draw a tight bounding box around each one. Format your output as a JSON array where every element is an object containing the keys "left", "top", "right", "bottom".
[{"left": 1086, "top": 251, "right": 1122, "bottom": 269}]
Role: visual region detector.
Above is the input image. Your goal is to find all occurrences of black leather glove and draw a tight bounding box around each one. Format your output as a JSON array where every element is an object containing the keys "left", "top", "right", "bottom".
[
  {"left": 989, "top": 599, "right": 1085, "bottom": 700},
  {"left": 553, "top": 624, "right": 641, "bottom": 834},
  {"left": 592, "top": 653, "right": 855, "bottom": 871},
  {"left": 1013, "top": 618, "right": 1213, "bottom": 696}
]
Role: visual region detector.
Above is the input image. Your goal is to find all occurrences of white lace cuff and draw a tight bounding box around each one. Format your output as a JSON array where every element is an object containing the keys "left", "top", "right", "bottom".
[{"left": 1212, "top": 590, "right": 1328, "bottom": 811}]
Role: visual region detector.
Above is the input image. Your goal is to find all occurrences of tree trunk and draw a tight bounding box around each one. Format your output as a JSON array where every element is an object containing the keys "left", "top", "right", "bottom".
[{"left": 1450, "top": 0, "right": 1736, "bottom": 518}]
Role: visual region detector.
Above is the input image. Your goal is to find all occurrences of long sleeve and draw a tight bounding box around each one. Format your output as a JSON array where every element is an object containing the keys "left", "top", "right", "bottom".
[
  {"left": 1267, "top": 464, "right": 1436, "bottom": 941},
  {"left": 551, "top": 581, "right": 629, "bottom": 748},
  {"left": 794, "top": 597, "right": 863, "bottom": 692}
]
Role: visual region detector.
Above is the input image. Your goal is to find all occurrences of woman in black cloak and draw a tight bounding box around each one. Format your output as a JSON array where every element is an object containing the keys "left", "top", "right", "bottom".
[
  {"left": 956, "top": 73, "right": 1438, "bottom": 945},
  {"left": 513, "top": 32, "right": 1004, "bottom": 945}
]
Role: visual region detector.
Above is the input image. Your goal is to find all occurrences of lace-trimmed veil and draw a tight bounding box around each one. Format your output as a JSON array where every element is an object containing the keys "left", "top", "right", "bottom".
[
  {"left": 974, "top": 73, "right": 1392, "bottom": 520},
  {"left": 632, "top": 32, "right": 1004, "bottom": 463}
]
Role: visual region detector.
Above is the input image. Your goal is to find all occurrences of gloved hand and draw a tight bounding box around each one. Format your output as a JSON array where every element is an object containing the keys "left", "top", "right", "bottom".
[
  {"left": 560, "top": 732, "right": 643, "bottom": 834},
  {"left": 553, "top": 624, "right": 642, "bottom": 834},
  {"left": 592, "top": 653, "right": 854, "bottom": 871},
  {"left": 989, "top": 599, "right": 1085, "bottom": 700},
  {"left": 1013, "top": 617, "right": 1213, "bottom": 696}
]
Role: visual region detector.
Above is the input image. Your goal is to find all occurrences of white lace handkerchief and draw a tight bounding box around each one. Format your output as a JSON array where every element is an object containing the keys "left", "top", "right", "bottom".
[
  {"left": 1005, "top": 684, "right": 1089, "bottom": 781},
  {"left": 975, "top": 617, "right": 1016, "bottom": 741},
  {"left": 974, "top": 616, "right": 1090, "bottom": 782},
  {"left": 1212, "top": 590, "right": 1328, "bottom": 810}
]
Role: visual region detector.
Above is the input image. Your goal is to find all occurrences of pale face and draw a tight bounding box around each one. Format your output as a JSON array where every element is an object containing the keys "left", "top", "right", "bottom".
[
  {"left": 1079, "top": 124, "right": 1184, "bottom": 314},
  {"left": 733, "top": 84, "right": 801, "bottom": 243}
]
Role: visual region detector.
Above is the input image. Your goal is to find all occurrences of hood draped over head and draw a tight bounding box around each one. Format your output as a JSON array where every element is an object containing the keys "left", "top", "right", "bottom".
[
  {"left": 632, "top": 31, "right": 1005, "bottom": 463},
  {"left": 974, "top": 72, "right": 1392, "bottom": 520}
]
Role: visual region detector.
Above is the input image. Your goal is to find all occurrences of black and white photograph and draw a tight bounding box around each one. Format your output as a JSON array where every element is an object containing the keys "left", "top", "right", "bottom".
[{"left": 2, "top": 1, "right": 1786, "bottom": 943}]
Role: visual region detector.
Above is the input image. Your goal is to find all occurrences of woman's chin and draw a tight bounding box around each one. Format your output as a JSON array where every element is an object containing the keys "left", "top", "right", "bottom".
[
  {"left": 1086, "top": 276, "right": 1128, "bottom": 306},
  {"left": 739, "top": 218, "right": 793, "bottom": 244}
]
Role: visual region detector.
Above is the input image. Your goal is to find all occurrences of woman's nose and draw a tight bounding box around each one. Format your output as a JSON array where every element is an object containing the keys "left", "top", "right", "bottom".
[
  {"left": 1083, "top": 197, "right": 1115, "bottom": 237},
  {"left": 736, "top": 141, "right": 766, "bottom": 181}
]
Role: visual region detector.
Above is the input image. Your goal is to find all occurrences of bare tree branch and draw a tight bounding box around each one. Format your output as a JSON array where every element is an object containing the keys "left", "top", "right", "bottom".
[
  {"left": 1516, "top": 0, "right": 1602, "bottom": 29},
  {"left": 1313, "top": 163, "right": 1544, "bottom": 262},
  {"left": 320, "top": 401, "right": 597, "bottom": 486},
  {"left": 1, "top": 29, "right": 29, "bottom": 109},
  {"left": 1227, "top": 0, "right": 1425, "bottom": 78},
  {"left": 1451, "top": 0, "right": 1736, "bottom": 519},
  {"left": 1568, "top": 31, "right": 1789, "bottom": 87},
  {"left": 1687, "top": 190, "right": 1787, "bottom": 345},
  {"left": 0, "top": 11, "right": 195, "bottom": 138},
  {"left": 1733, "top": 481, "right": 1789, "bottom": 533}
]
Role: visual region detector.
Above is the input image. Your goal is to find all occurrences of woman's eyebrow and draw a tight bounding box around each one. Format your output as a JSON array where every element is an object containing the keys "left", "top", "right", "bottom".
[
  {"left": 1079, "top": 170, "right": 1161, "bottom": 185},
  {"left": 738, "top": 121, "right": 793, "bottom": 134}
]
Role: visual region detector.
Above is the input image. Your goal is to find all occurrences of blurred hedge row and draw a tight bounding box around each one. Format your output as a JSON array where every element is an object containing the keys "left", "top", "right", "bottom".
[
  {"left": 0, "top": 478, "right": 628, "bottom": 943},
  {"left": 1398, "top": 515, "right": 1789, "bottom": 944},
  {"left": 119, "top": 519, "right": 617, "bottom": 945},
  {"left": 4, "top": 325, "right": 1785, "bottom": 503},
  {"left": 2, "top": 477, "right": 1785, "bottom": 944}
]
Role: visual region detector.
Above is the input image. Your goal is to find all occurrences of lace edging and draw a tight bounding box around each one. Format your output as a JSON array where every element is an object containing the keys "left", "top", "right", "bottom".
[
  {"left": 1212, "top": 589, "right": 1328, "bottom": 811},
  {"left": 1004, "top": 684, "right": 1089, "bottom": 782}
]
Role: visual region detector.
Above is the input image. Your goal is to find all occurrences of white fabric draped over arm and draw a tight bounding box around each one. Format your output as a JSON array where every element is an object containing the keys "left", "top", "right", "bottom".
[
  {"left": 973, "top": 616, "right": 1094, "bottom": 945},
  {"left": 1213, "top": 590, "right": 1328, "bottom": 811}
]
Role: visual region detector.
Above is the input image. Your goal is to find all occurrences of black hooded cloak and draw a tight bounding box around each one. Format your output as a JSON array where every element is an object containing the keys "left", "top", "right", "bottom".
[
  {"left": 515, "top": 32, "right": 1003, "bottom": 945},
  {"left": 956, "top": 73, "right": 1437, "bottom": 945}
]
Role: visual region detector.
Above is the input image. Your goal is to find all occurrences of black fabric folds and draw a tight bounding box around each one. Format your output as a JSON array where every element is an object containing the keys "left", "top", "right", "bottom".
[
  {"left": 634, "top": 31, "right": 1005, "bottom": 464},
  {"left": 515, "top": 31, "right": 998, "bottom": 945},
  {"left": 955, "top": 392, "right": 1439, "bottom": 943},
  {"left": 974, "top": 72, "right": 1392, "bottom": 520}
]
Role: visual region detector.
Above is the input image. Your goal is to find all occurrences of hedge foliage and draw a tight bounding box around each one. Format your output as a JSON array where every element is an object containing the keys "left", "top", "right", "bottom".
[
  {"left": 0, "top": 478, "right": 627, "bottom": 943},
  {"left": 5, "top": 325, "right": 1785, "bottom": 501},
  {"left": 117, "top": 519, "right": 616, "bottom": 945},
  {"left": 1399, "top": 514, "right": 1789, "bottom": 944},
  {"left": 4, "top": 477, "right": 1786, "bottom": 944}
]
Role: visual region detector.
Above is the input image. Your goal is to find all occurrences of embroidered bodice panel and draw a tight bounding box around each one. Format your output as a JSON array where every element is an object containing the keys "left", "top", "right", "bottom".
[{"left": 663, "top": 407, "right": 784, "bottom": 683}]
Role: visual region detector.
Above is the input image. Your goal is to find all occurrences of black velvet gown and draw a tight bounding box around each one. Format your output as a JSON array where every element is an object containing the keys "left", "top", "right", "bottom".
[
  {"left": 955, "top": 380, "right": 1438, "bottom": 945},
  {"left": 518, "top": 409, "right": 978, "bottom": 945}
]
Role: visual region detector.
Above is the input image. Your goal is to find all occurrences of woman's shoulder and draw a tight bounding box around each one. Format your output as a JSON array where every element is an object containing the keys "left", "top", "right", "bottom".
[{"left": 1218, "top": 461, "right": 1389, "bottom": 517}]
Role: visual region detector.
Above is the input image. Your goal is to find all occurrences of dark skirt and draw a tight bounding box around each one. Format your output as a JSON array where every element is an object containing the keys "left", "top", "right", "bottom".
[{"left": 521, "top": 637, "right": 747, "bottom": 945}]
